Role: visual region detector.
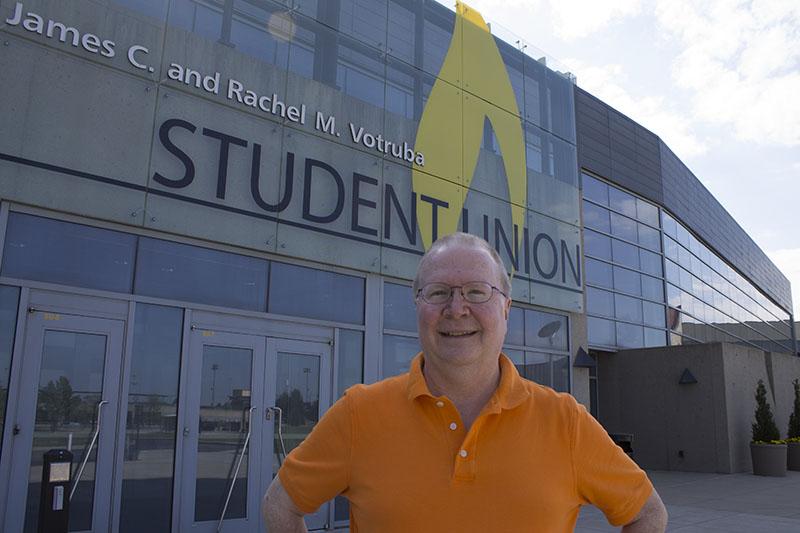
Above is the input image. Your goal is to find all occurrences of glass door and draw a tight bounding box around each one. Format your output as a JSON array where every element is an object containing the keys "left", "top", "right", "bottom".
[
  {"left": 179, "top": 329, "right": 266, "bottom": 533},
  {"left": 5, "top": 311, "right": 124, "bottom": 533},
  {"left": 265, "top": 338, "right": 331, "bottom": 531},
  {"left": 179, "top": 329, "right": 333, "bottom": 533}
]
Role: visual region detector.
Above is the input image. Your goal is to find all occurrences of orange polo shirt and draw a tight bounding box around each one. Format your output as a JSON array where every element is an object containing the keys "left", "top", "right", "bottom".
[{"left": 279, "top": 354, "right": 652, "bottom": 532}]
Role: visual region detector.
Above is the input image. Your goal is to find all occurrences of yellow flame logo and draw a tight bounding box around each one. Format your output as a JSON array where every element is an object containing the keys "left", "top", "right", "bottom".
[{"left": 413, "top": 1, "right": 526, "bottom": 255}]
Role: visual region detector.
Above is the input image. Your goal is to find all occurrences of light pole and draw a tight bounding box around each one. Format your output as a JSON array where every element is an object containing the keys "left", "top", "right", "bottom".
[{"left": 211, "top": 363, "right": 219, "bottom": 406}]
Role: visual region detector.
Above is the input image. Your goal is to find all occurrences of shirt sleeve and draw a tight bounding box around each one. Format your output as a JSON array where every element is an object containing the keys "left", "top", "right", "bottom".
[
  {"left": 572, "top": 402, "right": 653, "bottom": 527},
  {"left": 278, "top": 390, "right": 353, "bottom": 514}
]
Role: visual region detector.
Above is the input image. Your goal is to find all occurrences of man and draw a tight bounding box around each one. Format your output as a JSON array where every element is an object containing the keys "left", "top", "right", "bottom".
[{"left": 263, "top": 232, "right": 668, "bottom": 532}]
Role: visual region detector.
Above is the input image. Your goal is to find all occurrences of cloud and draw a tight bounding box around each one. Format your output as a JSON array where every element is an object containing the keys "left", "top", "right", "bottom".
[
  {"left": 767, "top": 248, "right": 800, "bottom": 316},
  {"left": 655, "top": 0, "right": 800, "bottom": 147},
  {"left": 563, "top": 59, "right": 709, "bottom": 158},
  {"left": 548, "top": 0, "right": 643, "bottom": 40}
]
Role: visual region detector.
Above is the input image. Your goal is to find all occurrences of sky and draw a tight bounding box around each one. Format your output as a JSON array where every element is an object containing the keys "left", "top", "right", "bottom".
[{"left": 434, "top": 0, "right": 800, "bottom": 317}]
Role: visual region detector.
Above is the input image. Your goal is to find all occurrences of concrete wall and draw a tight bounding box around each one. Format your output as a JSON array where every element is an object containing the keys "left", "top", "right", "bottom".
[{"left": 598, "top": 343, "right": 800, "bottom": 473}]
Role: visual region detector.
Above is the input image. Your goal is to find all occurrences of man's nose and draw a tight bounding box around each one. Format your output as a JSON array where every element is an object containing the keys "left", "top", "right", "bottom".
[{"left": 444, "top": 289, "right": 471, "bottom": 316}]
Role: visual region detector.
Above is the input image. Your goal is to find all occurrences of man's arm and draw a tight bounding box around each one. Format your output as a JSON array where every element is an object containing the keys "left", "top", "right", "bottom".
[
  {"left": 262, "top": 476, "right": 307, "bottom": 533},
  {"left": 620, "top": 488, "right": 668, "bottom": 532}
]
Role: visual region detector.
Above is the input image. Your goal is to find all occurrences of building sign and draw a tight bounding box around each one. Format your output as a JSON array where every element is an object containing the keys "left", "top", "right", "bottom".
[{"left": 0, "top": 0, "right": 583, "bottom": 312}]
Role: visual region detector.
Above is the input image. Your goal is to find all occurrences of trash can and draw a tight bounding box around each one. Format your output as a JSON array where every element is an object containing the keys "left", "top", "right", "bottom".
[
  {"left": 38, "top": 449, "right": 73, "bottom": 533},
  {"left": 608, "top": 433, "right": 634, "bottom": 457}
]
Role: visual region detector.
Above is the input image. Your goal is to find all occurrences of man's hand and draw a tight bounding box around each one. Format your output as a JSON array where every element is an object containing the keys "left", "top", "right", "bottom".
[
  {"left": 262, "top": 476, "right": 307, "bottom": 533},
  {"left": 621, "top": 488, "right": 668, "bottom": 532}
]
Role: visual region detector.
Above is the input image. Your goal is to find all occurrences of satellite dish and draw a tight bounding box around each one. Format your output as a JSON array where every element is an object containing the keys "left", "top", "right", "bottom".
[{"left": 537, "top": 320, "right": 561, "bottom": 339}]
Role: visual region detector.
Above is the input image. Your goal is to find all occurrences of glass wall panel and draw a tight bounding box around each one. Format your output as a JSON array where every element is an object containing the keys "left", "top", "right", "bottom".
[
  {"left": 639, "top": 249, "right": 662, "bottom": 277},
  {"left": 610, "top": 213, "right": 637, "bottom": 242},
  {"left": 383, "top": 283, "right": 416, "bottom": 331},
  {"left": 524, "top": 352, "right": 550, "bottom": 385},
  {"left": 587, "top": 317, "right": 615, "bottom": 346},
  {"left": 585, "top": 259, "right": 612, "bottom": 288},
  {"left": 506, "top": 307, "right": 525, "bottom": 346},
  {"left": 638, "top": 225, "right": 660, "bottom": 252},
  {"left": 135, "top": 238, "right": 268, "bottom": 312},
  {"left": 381, "top": 334, "right": 420, "bottom": 378},
  {"left": 0, "top": 286, "right": 20, "bottom": 458},
  {"left": 614, "top": 294, "right": 642, "bottom": 323},
  {"left": 337, "top": 330, "right": 364, "bottom": 397},
  {"left": 613, "top": 267, "right": 640, "bottom": 296},
  {"left": 582, "top": 175, "right": 609, "bottom": 206},
  {"left": 586, "top": 287, "right": 613, "bottom": 317},
  {"left": 612, "top": 240, "right": 639, "bottom": 269},
  {"left": 584, "top": 230, "right": 611, "bottom": 260},
  {"left": 524, "top": 310, "right": 568, "bottom": 351},
  {"left": 582, "top": 201, "right": 610, "bottom": 233},
  {"left": 551, "top": 355, "right": 570, "bottom": 392},
  {"left": 505, "top": 349, "right": 525, "bottom": 377},
  {"left": 642, "top": 301, "right": 666, "bottom": 328},
  {"left": 2, "top": 213, "right": 136, "bottom": 293},
  {"left": 269, "top": 262, "right": 364, "bottom": 324},
  {"left": 644, "top": 328, "right": 667, "bottom": 348},
  {"left": 636, "top": 198, "right": 659, "bottom": 226},
  {"left": 120, "top": 304, "right": 183, "bottom": 533},
  {"left": 616, "top": 323, "right": 644, "bottom": 349},
  {"left": 641, "top": 275, "right": 664, "bottom": 301},
  {"left": 608, "top": 187, "right": 636, "bottom": 218}
]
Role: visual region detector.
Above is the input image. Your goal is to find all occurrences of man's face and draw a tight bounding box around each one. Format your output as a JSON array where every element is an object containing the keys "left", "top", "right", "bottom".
[{"left": 415, "top": 244, "right": 511, "bottom": 369}]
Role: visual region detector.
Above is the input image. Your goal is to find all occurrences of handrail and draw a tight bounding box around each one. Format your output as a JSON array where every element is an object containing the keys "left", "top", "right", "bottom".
[
  {"left": 217, "top": 406, "right": 256, "bottom": 533},
  {"left": 272, "top": 406, "right": 287, "bottom": 464},
  {"left": 70, "top": 400, "right": 108, "bottom": 501}
]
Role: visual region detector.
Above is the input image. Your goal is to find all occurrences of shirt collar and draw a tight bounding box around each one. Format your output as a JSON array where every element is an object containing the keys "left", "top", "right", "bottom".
[{"left": 406, "top": 352, "right": 530, "bottom": 410}]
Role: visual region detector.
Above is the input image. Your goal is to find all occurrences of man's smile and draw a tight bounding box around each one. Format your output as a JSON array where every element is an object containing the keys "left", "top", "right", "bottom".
[{"left": 439, "top": 330, "right": 478, "bottom": 337}]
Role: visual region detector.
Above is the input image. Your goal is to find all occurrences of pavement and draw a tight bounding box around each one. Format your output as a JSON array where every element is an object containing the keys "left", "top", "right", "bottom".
[{"left": 575, "top": 470, "right": 800, "bottom": 532}]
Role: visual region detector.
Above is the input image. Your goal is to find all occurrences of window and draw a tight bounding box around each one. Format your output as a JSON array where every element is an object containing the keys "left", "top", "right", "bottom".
[
  {"left": 2, "top": 212, "right": 136, "bottom": 293},
  {"left": 136, "top": 238, "right": 268, "bottom": 312},
  {"left": 383, "top": 283, "right": 416, "bottom": 331},
  {"left": 269, "top": 262, "right": 365, "bottom": 324}
]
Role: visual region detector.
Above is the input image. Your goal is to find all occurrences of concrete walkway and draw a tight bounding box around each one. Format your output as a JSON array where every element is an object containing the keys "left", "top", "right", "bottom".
[{"left": 575, "top": 470, "right": 800, "bottom": 532}]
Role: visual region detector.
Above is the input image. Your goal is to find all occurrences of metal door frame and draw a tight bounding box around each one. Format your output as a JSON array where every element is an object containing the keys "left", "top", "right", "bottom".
[{"left": 3, "top": 303, "right": 125, "bottom": 533}]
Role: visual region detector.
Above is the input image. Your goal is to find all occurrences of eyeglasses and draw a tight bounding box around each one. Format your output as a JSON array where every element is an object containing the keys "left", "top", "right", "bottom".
[{"left": 416, "top": 282, "right": 508, "bottom": 305}]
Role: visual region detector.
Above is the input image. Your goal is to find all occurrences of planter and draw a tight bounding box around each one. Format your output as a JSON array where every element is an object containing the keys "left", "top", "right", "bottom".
[
  {"left": 788, "top": 442, "right": 800, "bottom": 471},
  {"left": 750, "top": 442, "right": 787, "bottom": 476}
]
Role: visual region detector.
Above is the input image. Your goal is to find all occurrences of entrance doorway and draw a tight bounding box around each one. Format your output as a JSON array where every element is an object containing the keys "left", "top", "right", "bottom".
[{"left": 178, "top": 325, "right": 331, "bottom": 532}]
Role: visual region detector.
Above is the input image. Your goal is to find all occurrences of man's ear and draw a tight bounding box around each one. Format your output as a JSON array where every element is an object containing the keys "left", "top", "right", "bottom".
[{"left": 503, "top": 297, "right": 511, "bottom": 320}]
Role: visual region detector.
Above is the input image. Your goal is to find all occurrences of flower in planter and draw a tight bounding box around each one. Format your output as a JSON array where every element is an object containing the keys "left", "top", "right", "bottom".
[
  {"left": 752, "top": 379, "right": 780, "bottom": 444},
  {"left": 788, "top": 378, "right": 800, "bottom": 440}
]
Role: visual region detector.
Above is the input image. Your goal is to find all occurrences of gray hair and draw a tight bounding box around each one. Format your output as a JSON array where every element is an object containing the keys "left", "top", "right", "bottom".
[{"left": 412, "top": 232, "right": 512, "bottom": 297}]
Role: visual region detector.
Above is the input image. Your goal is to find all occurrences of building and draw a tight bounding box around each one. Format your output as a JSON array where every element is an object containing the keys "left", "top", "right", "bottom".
[{"left": 0, "top": 1, "right": 796, "bottom": 532}]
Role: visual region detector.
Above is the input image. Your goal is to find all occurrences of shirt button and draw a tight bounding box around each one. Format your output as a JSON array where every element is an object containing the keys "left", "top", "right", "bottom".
[
  {"left": 459, "top": 449, "right": 468, "bottom": 458},
  {"left": 449, "top": 422, "right": 457, "bottom": 430},
  {"left": 435, "top": 401, "right": 444, "bottom": 407}
]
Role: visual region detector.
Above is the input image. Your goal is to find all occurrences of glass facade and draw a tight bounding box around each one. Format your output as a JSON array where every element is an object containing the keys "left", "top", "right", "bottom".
[{"left": 583, "top": 173, "right": 793, "bottom": 353}]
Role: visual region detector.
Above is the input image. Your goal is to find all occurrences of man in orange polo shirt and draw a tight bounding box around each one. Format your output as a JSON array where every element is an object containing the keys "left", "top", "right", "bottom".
[{"left": 263, "top": 233, "right": 668, "bottom": 532}]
